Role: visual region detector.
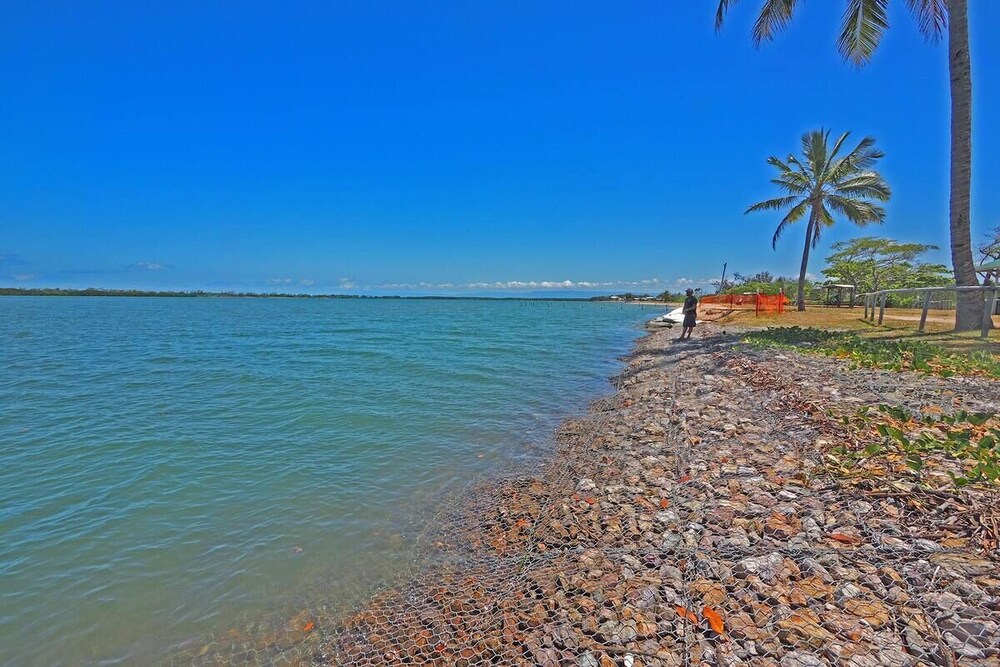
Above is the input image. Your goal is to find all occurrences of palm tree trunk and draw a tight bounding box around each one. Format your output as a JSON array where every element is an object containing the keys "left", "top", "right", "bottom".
[
  {"left": 948, "top": 0, "right": 980, "bottom": 331},
  {"left": 796, "top": 208, "right": 817, "bottom": 311}
]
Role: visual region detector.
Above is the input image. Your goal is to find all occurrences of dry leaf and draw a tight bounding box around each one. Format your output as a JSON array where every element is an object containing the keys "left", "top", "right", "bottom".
[
  {"left": 702, "top": 606, "right": 725, "bottom": 634},
  {"left": 675, "top": 605, "right": 699, "bottom": 624}
]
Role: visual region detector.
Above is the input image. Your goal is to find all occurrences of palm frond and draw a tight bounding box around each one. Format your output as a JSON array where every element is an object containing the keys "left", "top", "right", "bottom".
[
  {"left": 769, "top": 154, "right": 816, "bottom": 193},
  {"left": 812, "top": 204, "right": 836, "bottom": 247},
  {"left": 826, "top": 195, "right": 887, "bottom": 226},
  {"left": 771, "top": 176, "right": 811, "bottom": 195},
  {"left": 838, "top": 0, "right": 890, "bottom": 65},
  {"left": 745, "top": 195, "right": 802, "bottom": 214},
  {"left": 786, "top": 154, "right": 814, "bottom": 183},
  {"left": 905, "top": 0, "right": 947, "bottom": 40},
  {"left": 771, "top": 199, "right": 810, "bottom": 249},
  {"left": 833, "top": 173, "right": 892, "bottom": 201},
  {"left": 752, "top": 0, "right": 800, "bottom": 46},
  {"left": 802, "top": 129, "right": 831, "bottom": 181},
  {"left": 826, "top": 136, "right": 883, "bottom": 182},
  {"left": 766, "top": 155, "right": 792, "bottom": 172},
  {"left": 825, "top": 131, "right": 851, "bottom": 166},
  {"left": 715, "top": 0, "right": 742, "bottom": 31}
]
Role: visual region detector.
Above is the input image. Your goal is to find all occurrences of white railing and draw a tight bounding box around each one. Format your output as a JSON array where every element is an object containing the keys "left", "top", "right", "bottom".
[{"left": 857, "top": 285, "right": 999, "bottom": 338}]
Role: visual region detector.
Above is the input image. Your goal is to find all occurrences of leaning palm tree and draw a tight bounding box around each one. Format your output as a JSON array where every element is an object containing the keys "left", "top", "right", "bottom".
[
  {"left": 715, "top": 0, "right": 979, "bottom": 330},
  {"left": 748, "top": 129, "right": 891, "bottom": 311}
]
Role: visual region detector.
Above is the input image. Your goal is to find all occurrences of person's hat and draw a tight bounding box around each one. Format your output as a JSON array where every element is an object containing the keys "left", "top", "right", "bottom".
[{"left": 685, "top": 288, "right": 694, "bottom": 295}]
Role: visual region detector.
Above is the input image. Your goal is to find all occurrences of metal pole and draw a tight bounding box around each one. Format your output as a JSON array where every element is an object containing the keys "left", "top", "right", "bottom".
[
  {"left": 878, "top": 293, "right": 886, "bottom": 325},
  {"left": 919, "top": 290, "right": 932, "bottom": 332},
  {"left": 718, "top": 262, "right": 727, "bottom": 295},
  {"left": 981, "top": 288, "right": 997, "bottom": 339}
]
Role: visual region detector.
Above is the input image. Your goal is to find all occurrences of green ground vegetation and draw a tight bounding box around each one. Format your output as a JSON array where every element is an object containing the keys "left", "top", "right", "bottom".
[
  {"left": 827, "top": 404, "right": 999, "bottom": 490},
  {"left": 743, "top": 326, "right": 1000, "bottom": 379}
]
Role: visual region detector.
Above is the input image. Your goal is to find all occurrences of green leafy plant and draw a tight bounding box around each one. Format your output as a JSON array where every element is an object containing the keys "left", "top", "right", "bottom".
[
  {"left": 827, "top": 404, "right": 999, "bottom": 489},
  {"left": 743, "top": 327, "right": 1000, "bottom": 379}
]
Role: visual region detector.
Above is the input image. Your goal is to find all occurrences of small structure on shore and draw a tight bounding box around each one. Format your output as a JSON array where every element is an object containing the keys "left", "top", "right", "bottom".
[{"left": 823, "top": 283, "right": 856, "bottom": 307}]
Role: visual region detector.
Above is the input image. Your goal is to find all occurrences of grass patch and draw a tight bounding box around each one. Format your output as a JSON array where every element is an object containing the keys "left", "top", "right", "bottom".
[{"left": 743, "top": 326, "right": 1000, "bottom": 379}]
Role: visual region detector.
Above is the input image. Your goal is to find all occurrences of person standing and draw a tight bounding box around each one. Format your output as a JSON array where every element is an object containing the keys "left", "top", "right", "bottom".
[{"left": 680, "top": 289, "right": 698, "bottom": 340}]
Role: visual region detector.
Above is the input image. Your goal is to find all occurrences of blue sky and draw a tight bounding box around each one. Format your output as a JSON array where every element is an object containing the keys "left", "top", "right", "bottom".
[{"left": 2, "top": 1, "right": 998, "bottom": 295}]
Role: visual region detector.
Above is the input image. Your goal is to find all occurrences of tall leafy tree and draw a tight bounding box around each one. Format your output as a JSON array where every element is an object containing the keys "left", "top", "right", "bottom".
[
  {"left": 823, "top": 236, "right": 950, "bottom": 296},
  {"left": 746, "top": 129, "right": 891, "bottom": 310},
  {"left": 715, "top": 0, "right": 980, "bottom": 330}
]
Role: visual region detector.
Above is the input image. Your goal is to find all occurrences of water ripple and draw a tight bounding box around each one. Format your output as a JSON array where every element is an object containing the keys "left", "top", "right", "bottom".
[{"left": 0, "top": 296, "right": 660, "bottom": 665}]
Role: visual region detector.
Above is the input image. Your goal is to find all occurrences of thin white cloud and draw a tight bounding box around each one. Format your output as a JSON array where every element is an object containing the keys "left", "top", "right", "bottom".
[
  {"left": 11, "top": 273, "right": 36, "bottom": 281},
  {"left": 266, "top": 277, "right": 294, "bottom": 285},
  {"left": 128, "top": 262, "right": 171, "bottom": 271},
  {"left": 339, "top": 278, "right": 357, "bottom": 290},
  {"left": 370, "top": 278, "right": 710, "bottom": 292},
  {"left": 299, "top": 278, "right": 316, "bottom": 286}
]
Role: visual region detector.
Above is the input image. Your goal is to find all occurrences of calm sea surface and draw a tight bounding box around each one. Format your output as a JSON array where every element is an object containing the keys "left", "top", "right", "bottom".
[{"left": 0, "top": 297, "right": 659, "bottom": 665}]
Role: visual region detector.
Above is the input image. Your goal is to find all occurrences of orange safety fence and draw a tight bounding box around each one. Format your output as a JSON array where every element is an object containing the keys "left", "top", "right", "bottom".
[{"left": 700, "top": 292, "right": 789, "bottom": 315}]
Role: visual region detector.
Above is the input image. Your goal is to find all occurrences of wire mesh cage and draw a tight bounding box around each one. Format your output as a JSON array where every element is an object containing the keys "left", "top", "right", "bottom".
[{"left": 171, "top": 331, "right": 1000, "bottom": 667}]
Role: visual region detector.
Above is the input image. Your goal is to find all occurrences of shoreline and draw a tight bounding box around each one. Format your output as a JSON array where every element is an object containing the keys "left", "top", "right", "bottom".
[{"left": 184, "top": 321, "right": 1000, "bottom": 665}]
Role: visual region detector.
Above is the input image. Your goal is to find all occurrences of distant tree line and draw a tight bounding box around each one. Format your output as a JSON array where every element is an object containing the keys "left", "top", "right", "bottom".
[{"left": 0, "top": 287, "right": 367, "bottom": 298}]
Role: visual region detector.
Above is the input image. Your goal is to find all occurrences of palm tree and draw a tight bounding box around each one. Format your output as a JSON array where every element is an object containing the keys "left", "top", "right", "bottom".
[
  {"left": 715, "top": 0, "right": 979, "bottom": 331},
  {"left": 747, "top": 129, "right": 891, "bottom": 311}
]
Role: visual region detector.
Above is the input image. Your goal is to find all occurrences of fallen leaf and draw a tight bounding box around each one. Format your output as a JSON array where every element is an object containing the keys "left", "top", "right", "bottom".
[
  {"left": 679, "top": 475, "right": 692, "bottom": 483},
  {"left": 675, "top": 606, "right": 699, "bottom": 624},
  {"left": 702, "top": 606, "right": 725, "bottom": 634},
  {"left": 302, "top": 621, "right": 315, "bottom": 633},
  {"left": 829, "top": 533, "right": 863, "bottom": 545},
  {"left": 659, "top": 498, "right": 670, "bottom": 509},
  {"left": 634, "top": 496, "right": 656, "bottom": 510}
]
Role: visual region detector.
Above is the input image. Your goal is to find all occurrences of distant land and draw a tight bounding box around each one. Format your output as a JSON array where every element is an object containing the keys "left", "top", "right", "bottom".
[{"left": 0, "top": 287, "right": 676, "bottom": 302}]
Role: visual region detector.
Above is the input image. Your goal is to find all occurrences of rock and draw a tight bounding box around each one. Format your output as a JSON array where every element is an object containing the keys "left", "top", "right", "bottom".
[
  {"left": 764, "top": 512, "right": 802, "bottom": 539},
  {"left": 734, "top": 552, "right": 784, "bottom": 583},
  {"left": 780, "top": 651, "right": 824, "bottom": 667},
  {"left": 799, "top": 558, "right": 833, "bottom": 582},
  {"left": 834, "top": 583, "right": 864, "bottom": 603},
  {"left": 777, "top": 609, "right": 836, "bottom": 649},
  {"left": 842, "top": 598, "right": 891, "bottom": 629}
]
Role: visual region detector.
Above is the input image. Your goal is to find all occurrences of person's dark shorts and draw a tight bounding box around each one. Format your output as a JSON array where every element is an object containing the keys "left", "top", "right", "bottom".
[{"left": 683, "top": 312, "right": 696, "bottom": 328}]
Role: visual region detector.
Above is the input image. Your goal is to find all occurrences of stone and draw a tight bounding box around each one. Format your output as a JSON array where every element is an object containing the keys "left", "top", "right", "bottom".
[
  {"left": 843, "top": 598, "right": 891, "bottom": 629},
  {"left": 834, "top": 583, "right": 864, "bottom": 603},
  {"left": 734, "top": 552, "right": 784, "bottom": 583},
  {"left": 764, "top": 512, "right": 802, "bottom": 539},
  {"left": 777, "top": 608, "right": 836, "bottom": 649},
  {"left": 780, "top": 651, "right": 824, "bottom": 667}
]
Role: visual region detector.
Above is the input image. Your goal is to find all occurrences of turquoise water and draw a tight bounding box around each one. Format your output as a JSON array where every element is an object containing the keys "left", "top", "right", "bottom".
[{"left": 0, "top": 297, "right": 658, "bottom": 665}]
